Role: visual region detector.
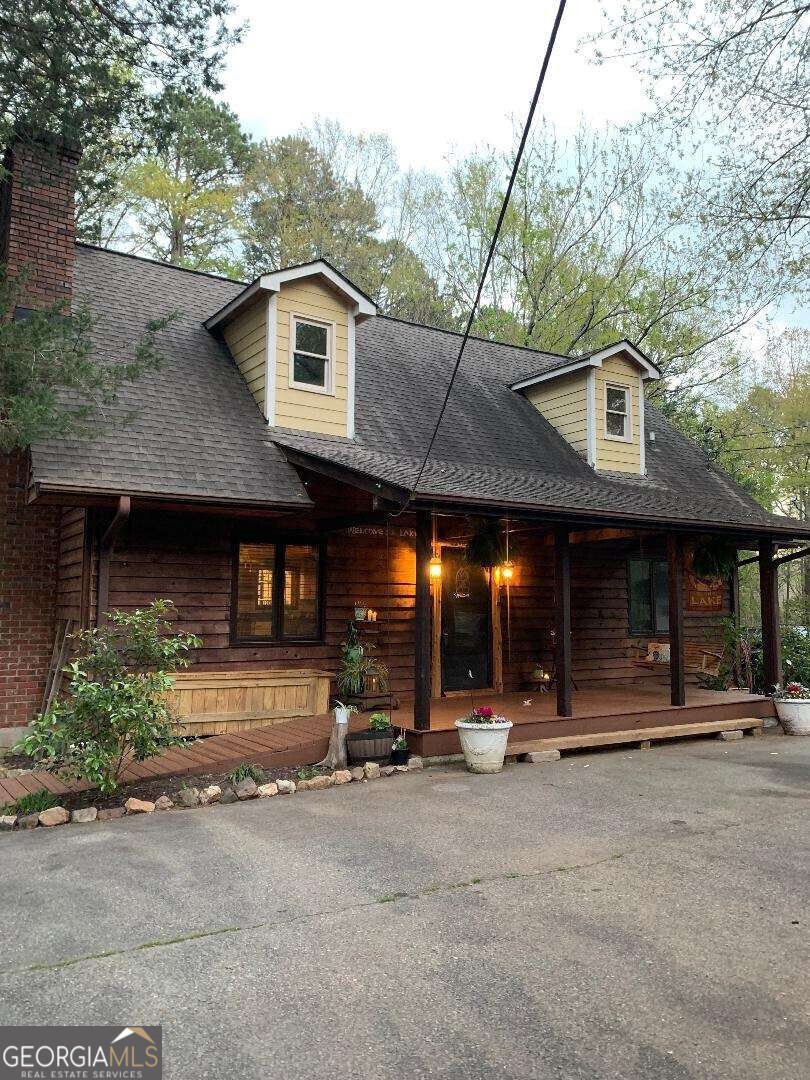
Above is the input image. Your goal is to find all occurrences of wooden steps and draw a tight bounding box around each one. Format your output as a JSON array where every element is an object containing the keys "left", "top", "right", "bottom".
[{"left": 506, "top": 717, "right": 765, "bottom": 758}]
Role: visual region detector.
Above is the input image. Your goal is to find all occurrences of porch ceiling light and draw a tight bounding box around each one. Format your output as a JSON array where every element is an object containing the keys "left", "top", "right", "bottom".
[{"left": 429, "top": 554, "right": 443, "bottom": 580}]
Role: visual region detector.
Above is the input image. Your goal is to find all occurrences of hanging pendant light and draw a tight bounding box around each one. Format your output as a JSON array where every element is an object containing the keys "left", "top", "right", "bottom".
[
  {"left": 429, "top": 515, "right": 442, "bottom": 579},
  {"left": 500, "top": 559, "right": 515, "bottom": 582}
]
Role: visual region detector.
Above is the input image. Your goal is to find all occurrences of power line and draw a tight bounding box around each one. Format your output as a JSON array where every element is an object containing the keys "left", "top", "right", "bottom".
[{"left": 399, "top": 0, "right": 568, "bottom": 508}]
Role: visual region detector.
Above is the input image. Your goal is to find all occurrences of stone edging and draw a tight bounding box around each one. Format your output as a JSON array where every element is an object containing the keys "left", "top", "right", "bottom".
[{"left": 0, "top": 757, "right": 426, "bottom": 834}]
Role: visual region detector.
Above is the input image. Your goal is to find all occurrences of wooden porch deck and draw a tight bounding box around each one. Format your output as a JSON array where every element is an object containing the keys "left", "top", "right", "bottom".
[
  {"left": 393, "top": 686, "right": 775, "bottom": 758},
  {"left": 0, "top": 686, "right": 774, "bottom": 807}
]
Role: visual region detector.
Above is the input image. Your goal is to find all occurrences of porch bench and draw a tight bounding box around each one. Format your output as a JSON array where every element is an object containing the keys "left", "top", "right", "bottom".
[
  {"left": 632, "top": 642, "right": 723, "bottom": 677},
  {"left": 166, "top": 668, "right": 333, "bottom": 736}
]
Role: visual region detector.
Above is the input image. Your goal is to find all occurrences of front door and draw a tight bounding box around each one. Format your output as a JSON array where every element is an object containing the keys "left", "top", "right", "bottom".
[{"left": 440, "top": 548, "right": 491, "bottom": 691}]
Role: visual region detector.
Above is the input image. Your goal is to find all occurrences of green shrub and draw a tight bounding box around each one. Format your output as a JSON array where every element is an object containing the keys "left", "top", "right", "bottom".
[
  {"left": 20, "top": 600, "right": 200, "bottom": 795},
  {"left": 368, "top": 711, "right": 392, "bottom": 732},
  {"left": 226, "top": 762, "right": 266, "bottom": 786},
  {"left": 14, "top": 790, "right": 58, "bottom": 816}
]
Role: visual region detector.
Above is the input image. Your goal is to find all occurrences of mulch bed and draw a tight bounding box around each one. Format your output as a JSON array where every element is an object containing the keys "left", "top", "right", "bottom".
[{"left": 2, "top": 756, "right": 309, "bottom": 814}]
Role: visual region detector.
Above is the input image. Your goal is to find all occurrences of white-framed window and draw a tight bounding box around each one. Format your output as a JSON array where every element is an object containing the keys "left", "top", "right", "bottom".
[
  {"left": 604, "top": 383, "right": 632, "bottom": 441},
  {"left": 289, "top": 315, "right": 333, "bottom": 393}
]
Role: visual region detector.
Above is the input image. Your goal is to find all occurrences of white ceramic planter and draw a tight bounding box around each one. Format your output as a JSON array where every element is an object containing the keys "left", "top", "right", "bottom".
[
  {"left": 455, "top": 719, "right": 513, "bottom": 773},
  {"left": 774, "top": 699, "right": 810, "bottom": 736}
]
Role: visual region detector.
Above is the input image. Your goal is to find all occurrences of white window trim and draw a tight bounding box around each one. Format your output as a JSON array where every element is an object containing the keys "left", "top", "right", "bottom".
[
  {"left": 604, "top": 381, "right": 633, "bottom": 443},
  {"left": 288, "top": 312, "right": 335, "bottom": 396}
]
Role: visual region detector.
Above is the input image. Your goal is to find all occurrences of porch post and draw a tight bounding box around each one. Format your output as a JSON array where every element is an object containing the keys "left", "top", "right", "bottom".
[
  {"left": 413, "top": 509, "right": 432, "bottom": 730},
  {"left": 759, "top": 538, "right": 782, "bottom": 689},
  {"left": 554, "top": 527, "right": 572, "bottom": 717},
  {"left": 667, "top": 533, "right": 685, "bottom": 706}
]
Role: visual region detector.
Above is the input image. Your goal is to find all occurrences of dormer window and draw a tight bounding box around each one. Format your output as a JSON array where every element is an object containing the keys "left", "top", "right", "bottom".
[
  {"left": 605, "top": 384, "right": 631, "bottom": 441},
  {"left": 291, "top": 315, "right": 332, "bottom": 393}
]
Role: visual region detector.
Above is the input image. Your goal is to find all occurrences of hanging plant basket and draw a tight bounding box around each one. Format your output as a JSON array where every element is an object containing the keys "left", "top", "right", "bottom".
[
  {"left": 465, "top": 518, "right": 508, "bottom": 569},
  {"left": 691, "top": 538, "right": 738, "bottom": 582}
]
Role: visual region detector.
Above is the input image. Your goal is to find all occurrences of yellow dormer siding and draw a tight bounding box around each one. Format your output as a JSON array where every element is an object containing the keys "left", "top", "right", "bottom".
[
  {"left": 593, "top": 353, "right": 643, "bottom": 474},
  {"left": 274, "top": 278, "right": 350, "bottom": 437},
  {"left": 525, "top": 370, "right": 589, "bottom": 459},
  {"left": 222, "top": 298, "right": 267, "bottom": 413},
  {"left": 206, "top": 259, "right": 376, "bottom": 440},
  {"left": 511, "top": 341, "right": 658, "bottom": 477}
]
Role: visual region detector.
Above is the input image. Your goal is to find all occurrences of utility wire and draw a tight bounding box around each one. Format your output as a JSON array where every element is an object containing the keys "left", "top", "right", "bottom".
[{"left": 399, "top": 0, "right": 568, "bottom": 508}]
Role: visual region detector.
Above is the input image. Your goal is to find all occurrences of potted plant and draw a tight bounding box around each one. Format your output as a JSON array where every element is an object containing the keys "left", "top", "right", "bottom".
[
  {"left": 337, "top": 624, "right": 389, "bottom": 700},
  {"left": 455, "top": 706, "right": 513, "bottom": 774},
  {"left": 390, "top": 731, "right": 408, "bottom": 765},
  {"left": 347, "top": 711, "right": 395, "bottom": 763},
  {"left": 773, "top": 683, "right": 810, "bottom": 735},
  {"left": 333, "top": 700, "right": 358, "bottom": 726}
]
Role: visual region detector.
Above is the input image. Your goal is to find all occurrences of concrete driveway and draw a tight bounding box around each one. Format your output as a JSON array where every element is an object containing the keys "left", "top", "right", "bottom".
[{"left": 2, "top": 732, "right": 809, "bottom": 1079}]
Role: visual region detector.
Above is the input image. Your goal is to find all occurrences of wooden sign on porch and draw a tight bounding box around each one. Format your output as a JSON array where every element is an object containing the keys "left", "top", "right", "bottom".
[{"left": 684, "top": 549, "right": 725, "bottom": 612}]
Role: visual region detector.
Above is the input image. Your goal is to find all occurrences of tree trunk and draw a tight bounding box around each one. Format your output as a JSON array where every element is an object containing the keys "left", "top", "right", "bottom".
[{"left": 315, "top": 717, "right": 348, "bottom": 772}]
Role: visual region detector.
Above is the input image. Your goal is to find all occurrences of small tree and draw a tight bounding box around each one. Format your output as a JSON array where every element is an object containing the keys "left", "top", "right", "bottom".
[
  {"left": 22, "top": 600, "right": 201, "bottom": 794},
  {"left": 0, "top": 269, "right": 173, "bottom": 452}
]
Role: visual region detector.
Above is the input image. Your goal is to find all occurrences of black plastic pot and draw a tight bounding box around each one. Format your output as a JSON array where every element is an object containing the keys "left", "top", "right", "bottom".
[
  {"left": 347, "top": 729, "right": 394, "bottom": 763},
  {"left": 390, "top": 745, "right": 409, "bottom": 766}
]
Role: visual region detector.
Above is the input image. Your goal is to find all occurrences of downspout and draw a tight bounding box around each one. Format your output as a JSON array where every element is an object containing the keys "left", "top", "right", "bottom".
[{"left": 97, "top": 495, "right": 131, "bottom": 626}]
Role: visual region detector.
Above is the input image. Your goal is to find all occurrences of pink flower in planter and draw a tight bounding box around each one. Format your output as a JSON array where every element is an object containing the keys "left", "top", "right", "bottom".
[
  {"left": 787, "top": 682, "right": 802, "bottom": 693},
  {"left": 476, "top": 706, "right": 493, "bottom": 719}
]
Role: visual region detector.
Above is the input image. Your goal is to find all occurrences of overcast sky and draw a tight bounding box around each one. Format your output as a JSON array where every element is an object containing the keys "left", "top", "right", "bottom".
[
  {"left": 220, "top": 0, "right": 803, "bottom": 334},
  {"left": 222, "top": 0, "right": 647, "bottom": 171}
]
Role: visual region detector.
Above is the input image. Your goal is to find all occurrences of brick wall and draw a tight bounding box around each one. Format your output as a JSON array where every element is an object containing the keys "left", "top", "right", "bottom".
[
  {"left": 0, "top": 453, "right": 60, "bottom": 727},
  {"left": 0, "top": 135, "right": 80, "bottom": 727},
  {"left": 0, "top": 135, "right": 80, "bottom": 312}
]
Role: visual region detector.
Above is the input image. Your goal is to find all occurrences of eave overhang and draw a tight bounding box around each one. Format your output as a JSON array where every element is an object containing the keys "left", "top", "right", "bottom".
[
  {"left": 511, "top": 340, "right": 661, "bottom": 392},
  {"left": 204, "top": 258, "right": 377, "bottom": 332}
]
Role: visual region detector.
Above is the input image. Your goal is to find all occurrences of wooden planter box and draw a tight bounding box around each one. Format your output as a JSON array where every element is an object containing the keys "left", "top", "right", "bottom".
[{"left": 166, "top": 668, "right": 333, "bottom": 737}]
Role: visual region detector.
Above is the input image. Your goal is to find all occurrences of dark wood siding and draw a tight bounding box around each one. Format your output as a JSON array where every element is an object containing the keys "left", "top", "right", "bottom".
[
  {"left": 102, "top": 509, "right": 728, "bottom": 700},
  {"left": 105, "top": 511, "right": 419, "bottom": 698},
  {"left": 55, "top": 508, "right": 87, "bottom": 623}
]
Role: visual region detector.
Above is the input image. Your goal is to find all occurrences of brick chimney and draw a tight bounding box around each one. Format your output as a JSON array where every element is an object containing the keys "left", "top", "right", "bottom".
[{"left": 0, "top": 133, "right": 81, "bottom": 313}]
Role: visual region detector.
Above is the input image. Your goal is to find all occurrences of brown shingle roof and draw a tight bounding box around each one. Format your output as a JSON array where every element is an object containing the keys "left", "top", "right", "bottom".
[{"left": 28, "top": 246, "right": 809, "bottom": 538}]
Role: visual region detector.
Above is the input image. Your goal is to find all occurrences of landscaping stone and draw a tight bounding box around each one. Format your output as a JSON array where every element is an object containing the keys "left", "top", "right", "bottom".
[
  {"left": 199, "top": 785, "right": 222, "bottom": 806},
  {"left": 718, "top": 730, "right": 743, "bottom": 741},
  {"left": 219, "top": 786, "right": 238, "bottom": 804},
  {"left": 524, "top": 750, "right": 561, "bottom": 763},
  {"left": 363, "top": 761, "right": 381, "bottom": 779},
  {"left": 380, "top": 765, "right": 396, "bottom": 777},
  {"left": 177, "top": 786, "right": 200, "bottom": 808},
  {"left": 124, "top": 797, "right": 155, "bottom": 814},
  {"left": 235, "top": 777, "right": 258, "bottom": 800},
  {"left": 71, "top": 807, "right": 98, "bottom": 824},
  {"left": 332, "top": 770, "right": 352, "bottom": 785},
  {"left": 407, "top": 756, "right": 424, "bottom": 770},
  {"left": 39, "top": 806, "right": 69, "bottom": 827},
  {"left": 299, "top": 774, "right": 333, "bottom": 791},
  {"left": 18, "top": 813, "right": 39, "bottom": 829},
  {"left": 349, "top": 767, "right": 365, "bottom": 782},
  {"left": 97, "top": 807, "right": 125, "bottom": 821},
  {"left": 394, "top": 765, "right": 409, "bottom": 773},
  {"left": 154, "top": 795, "right": 174, "bottom": 811},
  {"left": 275, "top": 779, "right": 296, "bottom": 795},
  {"left": 257, "top": 782, "right": 278, "bottom": 798},
  {"left": 0, "top": 815, "right": 16, "bottom": 831}
]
